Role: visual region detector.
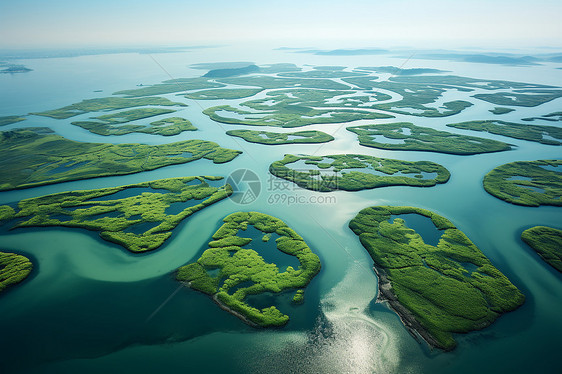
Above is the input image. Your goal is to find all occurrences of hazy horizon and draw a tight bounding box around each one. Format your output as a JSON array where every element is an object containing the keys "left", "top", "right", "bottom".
[{"left": 1, "top": 0, "right": 561, "bottom": 50}]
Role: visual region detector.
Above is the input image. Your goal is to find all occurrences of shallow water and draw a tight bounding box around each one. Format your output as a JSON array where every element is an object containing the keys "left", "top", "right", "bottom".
[{"left": 1, "top": 45, "right": 561, "bottom": 374}]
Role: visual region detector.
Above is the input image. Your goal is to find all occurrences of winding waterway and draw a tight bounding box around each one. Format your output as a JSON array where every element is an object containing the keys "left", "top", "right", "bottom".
[{"left": 0, "top": 45, "right": 561, "bottom": 374}]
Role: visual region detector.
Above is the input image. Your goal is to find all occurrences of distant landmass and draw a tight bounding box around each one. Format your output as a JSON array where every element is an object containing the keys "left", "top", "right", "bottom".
[
  {"left": 203, "top": 64, "right": 260, "bottom": 78},
  {"left": 295, "top": 48, "right": 389, "bottom": 56},
  {"left": 0, "top": 46, "right": 218, "bottom": 60},
  {"left": 0, "top": 63, "right": 32, "bottom": 74},
  {"left": 190, "top": 61, "right": 256, "bottom": 70},
  {"left": 412, "top": 53, "right": 540, "bottom": 66},
  {"left": 280, "top": 47, "right": 562, "bottom": 66},
  {"left": 356, "top": 66, "right": 448, "bottom": 75}
]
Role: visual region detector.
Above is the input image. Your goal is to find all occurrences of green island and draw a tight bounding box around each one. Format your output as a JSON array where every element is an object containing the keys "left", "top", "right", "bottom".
[
  {"left": 176, "top": 211, "right": 321, "bottom": 327},
  {"left": 473, "top": 90, "right": 562, "bottom": 107},
  {"left": 226, "top": 129, "right": 334, "bottom": 145},
  {"left": 113, "top": 78, "right": 225, "bottom": 97},
  {"left": 72, "top": 110, "right": 197, "bottom": 136},
  {"left": 483, "top": 160, "right": 562, "bottom": 207},
  {"left": 0, "top": 251, "right": 33, "bottom": 294},
  {"left": 342, "top": 76, "right": 473, "bottom": 117},
  {"left": 31, "top": 96, "right": 186, "bottom": 119},
  {"left": 347, "top": 122, "right": 511, "bottom": 155},
  {"left": 185, "top": 88, "right": 264, "bottom": 100},
  {"left": 522, "top": 111, "right": 562, "bottom": 122},
  {"left": 0, "top": 127, "right": 241, "bottom": 191},
  {"left": 269, "top": 154, "right": 450, "bottom": 192},
  {"left": 349, "top": 206, "right": 525, "bottom": 350},
  {"left": 214, "top": 76, "right": 350, "bottom": 90},
  {"left": 203, "top": 64, "right": 260, "bottom": 78},
  {"left": 489, "top": 107, "right": 515, "bottom": 115},
  {"left": 277, "top": 67, "right": 368, "bottom": 79},
  {"left": 447, "top": 120, "right": 562, "bottom": 146},
  {"left": 521, "top": 226, "right": 562, "bottom": 272},
  {"left": 386, "top": 74, "right": 554, "bottom": 90},
  {"left": 355, "top": 66, "right": 449, "bottom": 75},
  {"left": 204, "top": 104, "right": 391, "bottom": 128},
  {"left": 0, "top": 116, "right": 26, "bottom": 126},
  {"left": 202, "top": 87, "right": 394, "bottom": 128},
  {"left": 241, "top": 88, "right": 393, "bottom": 110},
  {"left": 0, "top": 176, "right": 232, "bottom": 252}
]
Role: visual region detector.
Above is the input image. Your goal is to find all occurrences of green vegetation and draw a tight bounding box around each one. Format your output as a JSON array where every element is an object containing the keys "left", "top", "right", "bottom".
[
  {"left": 113, "top": 78, "right": 225, "bottom": 97},
  {"left": 242, "top": 89, "right": 392, "bottom": 110},
  {"left": 269, "top": 154, "right": 450, "bottom": 192},
  {"left": 0, "top": 116, "right": 26, "bottom": 126},
  {"left": 0, "top": 176, "right": 232, "bottom": 252},
  {"left": 31, "top": 97, "right": 186, "bottom": 119},
  {"left": 176, "top": 212, "right": 321, "bottom": 327},
  {"left": 521, "top": 226, "right": 562, "bottom": 272},
  {"left": 347, "top": 122, "right": 511, "bottom": 155},
  {"left": 489, "top": 107, "right": 515, "bottom": 115},
  {"left": 205, "top": 104, "right": 391, "bottom": 128},
  {"left": 202, "top": 87, "right": 394, "bottom": 128},
  {"left": 349, "top": 206, "right": 525, "bottom": 350},
  {"left": 356, "top": 66, "right": 448, "bottom": 75},
  {"left": 277, "top": 69, "right": 368, "bottom": 79},
  {"left": 215, "top": 76, "right": 350, "bottom": 90},
  {"left": 255, "top": 63, "right": 301, "bottom": 74},
  {"left": 227, "top": 130, "right": 334, "bottom": 145},
  {"left": 0, "top": 251, "right": 33, "bottom": 294},
  {"left": 73, "top": 116, "right": 197, "bottom": 136},
  {"left": 522, "top": 111, "right": 562, "bottom": 122},
  {"left": 387, "top": 75, "right": 553, "bottom": 90},
  {"left": 483, "top": 160, "right": 562, "bottom": 207},
  {"left": 89, "top": 107, "right": 175, "bottom": 123},
  {"left": 185, "top": 88, "right": 263, "bottom": 100},
  {"left": 343, "top": 77, "right": 473, "bottom": 117},
  {"left": 473, "top": 90, "right": 562, "bottom": 107},
  {"left": 203, "top": 64, "right": 259, "bottom": 78},
  {"left": 447, "top": 120, "right": 562, "bottom": 146},
  {"left": 0, "top": 127, "right": 241, "bottom": 191}
]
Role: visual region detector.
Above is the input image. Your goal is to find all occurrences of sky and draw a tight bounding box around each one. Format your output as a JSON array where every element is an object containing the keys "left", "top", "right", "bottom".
[{"left": 1, "top": 0, "right": 561, "bottom": 50}]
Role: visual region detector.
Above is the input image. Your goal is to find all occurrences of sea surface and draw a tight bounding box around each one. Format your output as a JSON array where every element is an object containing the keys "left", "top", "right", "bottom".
[{"left": 0, "top": 45, "right": 561, "bottom": 374}]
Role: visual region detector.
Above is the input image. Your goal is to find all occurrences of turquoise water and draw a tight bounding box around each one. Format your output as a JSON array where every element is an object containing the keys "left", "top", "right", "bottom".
[{"left": 0, "top": 45, "right": 561, "bottom": 373}]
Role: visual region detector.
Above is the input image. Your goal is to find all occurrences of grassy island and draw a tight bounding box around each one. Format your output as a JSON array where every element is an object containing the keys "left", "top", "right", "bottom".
[
  {"left": 522, "top": 111, "right": 562, "bottom": 122},
  {"left": 0, "top": 251, "right": 33, "bottom": 294},
  {"left": 347, "top": 122, "right": 511, "bottom": 155},
  {"left": 204, "top": 104, "right": 391, "bottom": 128},
  {"left": 227, "top": 130, "right": 334, "bottom": 145},
  {"left": 342, "top": 77, "right": 473, "bottom": 117},
  {"left": 31, "top": 97, "right": 186, "bottom": 119},
  {"left": 269, "top": 154, "right": 450, "bottom": 192},
  {"left": 355, "top": 66, "right": 449, "bottom": 75},
  {"left": 113, "top": 78, "right": 225, "bottom": 97},
  {"left": 203, "top": 64, "right": 260, "bottom": 78},
  {"left": 215, "top": 76, "right": 349, "bottom": 90},
  {"left": 521, "top": 226, "right": 562, "bottom": 272},
  {"left": 489, "top": 107, "right": 515, "bottom": 115},
  {"left": 73, "top": 113, "right": 197, "bottom": 136},
  {"left": 473, "top": 90, "right": 562, "bottom": 107},
  {"left": 0, "top": 127, "right": 241, "bottom": 191},
  {"left": 185, "top": 88, "right": 264, "bottom": 100},
  {"left": 447, "top": 120, "right": 562, "bottom": 145},
  {"left": 0, "top": 176, "right": 232, "bottom": 252},
  {"left": 483, "top": 160, "right": 562, "bottom": 206},
  {"left": 0, "top": 116, "right": 26, "bottom": 126},
  {"left": 349, "top": 206, "right": 525, "bottom": 350},
  {"left": 176, "top": 212, "right": 321, "bottom": 327}
]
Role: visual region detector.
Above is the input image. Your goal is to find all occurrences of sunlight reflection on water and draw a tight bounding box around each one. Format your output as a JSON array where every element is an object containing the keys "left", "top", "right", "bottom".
[{"left": 247, "top": 262, "right": 402, "bottom": 374}]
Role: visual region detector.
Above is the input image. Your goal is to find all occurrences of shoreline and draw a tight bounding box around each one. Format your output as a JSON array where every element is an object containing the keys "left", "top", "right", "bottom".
[
  {"left": 211, "top": 294, "right": 261, "bottom": 328},
  {"left": 373, "top": 266, "right": 449, "bottom": 351}
]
